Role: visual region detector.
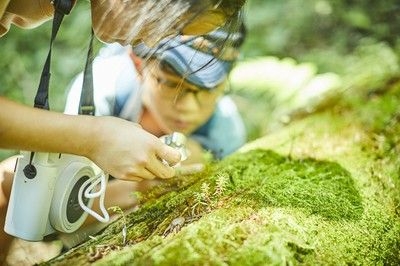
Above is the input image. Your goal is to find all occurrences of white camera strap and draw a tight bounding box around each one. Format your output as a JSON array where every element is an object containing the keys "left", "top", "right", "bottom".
[{"left": 78, "top": 173, "right": 110, "bottom": 223}]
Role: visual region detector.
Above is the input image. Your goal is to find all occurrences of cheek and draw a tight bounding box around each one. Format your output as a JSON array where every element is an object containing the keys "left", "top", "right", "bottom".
[
  {"left": 182, "top": 107, "right": 216, "bottom": 135},
  {"left": 198, "top": 107, "right": 215, "bottom": 123},
  {"left": 143, "top": 88, "right": 170, "bottom": 118}
]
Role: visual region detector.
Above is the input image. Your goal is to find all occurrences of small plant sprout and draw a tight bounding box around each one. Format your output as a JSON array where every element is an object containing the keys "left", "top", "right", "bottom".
[
  {"left": 108, "top": 206, "right": 128, "bottom": 246},
  {"left": 200, "top": 182, "right": 211, "bottom": 203},
  {"left": 214, "top": 173, "right": 229, "bottom": 197},
  {"left": 191, "top": 182, "right": 212, "bottom": 216}
]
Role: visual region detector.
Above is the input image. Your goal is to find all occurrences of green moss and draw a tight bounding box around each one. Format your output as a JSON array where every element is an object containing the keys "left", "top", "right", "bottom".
[
  {"left": 44, "top": 77, "right": 400, "bottom": 266},
  {"left": 218, "top": 149, "right": 363, "bottom": 220},
  {"left": 45, "top": 140, "right": 400, "bottom": 265},
  {"left": 97, "top": 208, "right": 315, "bottom": 266}
]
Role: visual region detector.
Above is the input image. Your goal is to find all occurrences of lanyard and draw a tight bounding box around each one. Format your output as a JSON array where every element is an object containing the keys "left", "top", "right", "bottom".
[
  {"left": 26, "top": 0, "right": 95, "bottom": 173},
  {"left": 34, "top": 0, "right": 73, "bottom": 110},
  {"left": 34, "top": 0, "right": 95, "bottom": 115},
  {"left": 79, "top": 29, "right": 95, "bottom": 115}
]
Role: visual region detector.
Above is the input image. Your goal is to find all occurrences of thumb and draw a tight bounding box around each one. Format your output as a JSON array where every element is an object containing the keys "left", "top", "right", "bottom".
[{"left": 157, "top": 143, "right": 181, "bottom": 166}]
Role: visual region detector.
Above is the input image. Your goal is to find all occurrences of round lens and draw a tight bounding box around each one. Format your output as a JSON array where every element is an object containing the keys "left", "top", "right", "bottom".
[{"left": 66, "top": 176, "right": 90, "bottom": 223}]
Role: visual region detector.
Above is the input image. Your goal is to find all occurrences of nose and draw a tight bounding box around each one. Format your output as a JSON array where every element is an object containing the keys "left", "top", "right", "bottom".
[{"left": 173, "top": 90, "right": 201, "bottom": 112}]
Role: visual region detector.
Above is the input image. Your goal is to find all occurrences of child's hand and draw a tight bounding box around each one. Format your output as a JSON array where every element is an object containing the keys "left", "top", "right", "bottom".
[{"left": 87, "top": 116, "right": 181, "bottom": 181}]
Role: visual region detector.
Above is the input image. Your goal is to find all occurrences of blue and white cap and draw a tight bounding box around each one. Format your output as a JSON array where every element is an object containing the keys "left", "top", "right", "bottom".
[{"left": 133, "top": 25, "right": 246, "bottom": 90}]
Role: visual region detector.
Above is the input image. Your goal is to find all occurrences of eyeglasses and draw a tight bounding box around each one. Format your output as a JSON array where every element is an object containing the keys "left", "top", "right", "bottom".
[{"left": 150, "top": 71, "right": 225, "bottom": 106}]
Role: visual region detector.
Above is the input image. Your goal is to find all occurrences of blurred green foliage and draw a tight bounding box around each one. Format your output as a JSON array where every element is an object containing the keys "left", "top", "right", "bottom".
[
  {"left": 242, "top": 0, "right": 400, "bottom": 72},
  {"left": 0, "top": 1, "right": 98, "bottom": 159},
  {"left": 0, "top": 2, "right": 94, "bottom": 108},
  {"left": 1, "top": 0, "right": 400, "bottom": 159},
  {"left": 236, "top": 0, "right": 400, "bottom": 140}
]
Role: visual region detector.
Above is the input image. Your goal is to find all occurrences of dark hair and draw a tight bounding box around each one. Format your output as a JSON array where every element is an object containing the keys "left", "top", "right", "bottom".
[
  {"left": 185, "top": 1, "right": 247, "bottom": 59},
  {"left": 203, "top": 19, "right": 247, "bottom": 56}
]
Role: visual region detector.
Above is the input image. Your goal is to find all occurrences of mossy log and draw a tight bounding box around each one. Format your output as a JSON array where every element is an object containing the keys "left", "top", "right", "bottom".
[{"left": 43, "top": 79, "right": 400, "bottom": 265}]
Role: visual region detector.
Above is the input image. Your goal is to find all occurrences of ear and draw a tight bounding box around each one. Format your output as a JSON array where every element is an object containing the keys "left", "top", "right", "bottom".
[{"left": 128, "top": 48, "right": 144, "bottom": 76}]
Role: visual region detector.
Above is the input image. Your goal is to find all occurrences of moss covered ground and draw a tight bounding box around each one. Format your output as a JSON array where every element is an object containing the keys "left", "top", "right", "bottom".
[
  {"left": 44, "top": 77, "right": 400, "bottom": 265},
  {"left": 42, "top": 41, "right": 400, "bottom": 266}
]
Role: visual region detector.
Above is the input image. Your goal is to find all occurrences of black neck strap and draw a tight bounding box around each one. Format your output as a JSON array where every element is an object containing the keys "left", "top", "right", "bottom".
[
  {"left": 27, "top": 0, "right": 95, "bottom": 171},
  {"left": 79, "top": 29, "right": 95, "bottom": 115},
  {"left": 34, "top": 0, "right": 95, "bottom": 115},
  {"left": 26, "top": 0, "right": 75, "bottom": 175},
  {"left": 34, "top": 4, "right": 68, "bottom": 110}
]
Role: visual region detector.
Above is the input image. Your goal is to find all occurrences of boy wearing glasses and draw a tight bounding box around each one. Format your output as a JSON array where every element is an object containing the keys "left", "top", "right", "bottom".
[
  {"left": 65, "top": 25, "right": 247, "bottom": 163},
  {"left": 59, "top": 25, "right": 248, "bottom": 246}
]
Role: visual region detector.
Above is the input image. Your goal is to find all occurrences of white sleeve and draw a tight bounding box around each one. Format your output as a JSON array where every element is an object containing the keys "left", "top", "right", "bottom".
[
  {"left": 63, "top": 54, "right": 127, "bottom": 116},
  {"left": 63, "top": 71, "right": 114, "bottom": 116},
  {"left": 64, "top": 73, "right": 83, "bottom": 115}
]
